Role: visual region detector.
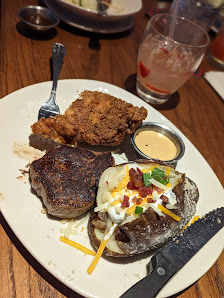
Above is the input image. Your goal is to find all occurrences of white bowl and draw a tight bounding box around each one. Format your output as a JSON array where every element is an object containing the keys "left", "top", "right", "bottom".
[{"left": 55, "top": 0, "right": 142, "bottom": 21}]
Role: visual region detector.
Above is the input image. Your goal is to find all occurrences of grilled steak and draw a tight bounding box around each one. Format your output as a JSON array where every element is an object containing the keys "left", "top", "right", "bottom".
[{"left": 29, "top": 145, "right": 114, "bottom": 219}]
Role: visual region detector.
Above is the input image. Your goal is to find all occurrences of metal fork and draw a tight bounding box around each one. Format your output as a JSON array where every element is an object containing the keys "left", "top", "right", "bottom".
[{"left": 38, "top": 43, "right": 66, "bottom": 120}]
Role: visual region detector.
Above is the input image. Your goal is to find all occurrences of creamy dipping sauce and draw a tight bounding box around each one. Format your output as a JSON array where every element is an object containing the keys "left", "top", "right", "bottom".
[{"left": 135, "top": 130, "right": 177, "bottom": 161}]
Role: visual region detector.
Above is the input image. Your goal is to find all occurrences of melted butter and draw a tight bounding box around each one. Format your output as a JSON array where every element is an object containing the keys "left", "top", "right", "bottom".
[{"left": 135, "top": 130, "right": 177, "bottom": 161}]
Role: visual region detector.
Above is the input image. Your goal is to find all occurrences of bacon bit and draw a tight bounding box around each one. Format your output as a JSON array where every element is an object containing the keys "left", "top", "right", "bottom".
[
  {"left": 161, "top": 195, "right": 169, "bottom": 204},
  {"left": 147, "top": 197, "right": 155, "bottom": 203},
  {"left": 106, "top": 181, "right": 109, "bottom": 185},
  {"left": 138, "top": 186, "right": 153, "bottom": 198},
  {"left": 145, "top": 83, "right": 170, "bottom": 94},
  {"left": 160, "top": 47, "right": 169, "bottom": 56},
  {"left": 137, "top": 168, "right": 143, "bottom": 176},
  {"left": 136, "top": 198, "right": 143, "bottom": 205},
  {"left": 132, "top": 196, "right": 137, "bottom": 203},
  {"left": 155, "top": 187, "right": 164, "bottom": 194},
  {"left": 139, "top": 61, "right": 150, "bottom": 78},
  {"left": 129, "top": 168, "right": 144, "bottom": 188},
  {"left": 121, "top": 195, "right": 130, "bottom": 209},
  {"left": 127, "top": 181, "right": 135, "bottom": 190}
]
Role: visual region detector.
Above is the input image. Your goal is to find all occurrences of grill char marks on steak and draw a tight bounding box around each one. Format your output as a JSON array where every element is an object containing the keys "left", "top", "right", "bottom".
[{"left": 29, "top": 146, "right": 114, "bottom": 219}]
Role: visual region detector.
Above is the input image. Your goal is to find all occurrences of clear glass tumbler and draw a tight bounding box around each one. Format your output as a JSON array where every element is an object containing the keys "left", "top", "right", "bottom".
[
  {"left": 136, "top": 14, "right": 209, "bottom": 104},
  {"left": 172, "top": 0, "right": 224, "bottom": 32}
]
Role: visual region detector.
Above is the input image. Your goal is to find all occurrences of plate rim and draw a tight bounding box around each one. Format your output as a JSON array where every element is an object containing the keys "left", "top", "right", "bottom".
[
  {"left": 56, "top": 0, "right": 143, "bottom": 18},
  {"left": 44, "top": 0, "right": 135, "bottom": 34}
]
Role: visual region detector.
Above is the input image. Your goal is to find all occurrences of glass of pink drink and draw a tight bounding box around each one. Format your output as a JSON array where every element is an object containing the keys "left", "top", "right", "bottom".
[{"left": 137, "top": 14, "right": 209, "bottom": 104}]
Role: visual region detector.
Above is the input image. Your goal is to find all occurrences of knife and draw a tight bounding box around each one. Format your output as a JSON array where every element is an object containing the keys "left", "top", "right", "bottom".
[{"left": 120, "top": 207, "right": 224, "bottom": 298}]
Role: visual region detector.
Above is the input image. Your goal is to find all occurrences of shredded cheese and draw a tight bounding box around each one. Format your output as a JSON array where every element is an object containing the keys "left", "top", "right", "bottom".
[
  {"left": 73, "top": 213, "right": 89, "bottom": 228},
  {"left": 112, "top": 165, "right": 129, "bottom": 193},
  {"left": 88, "top": 238, "right": 110, "bottom": 275},
  {"left": 125, "top": 190, "right": 139, "bottom": 197},
  {"left": 60, "top": 228, "right": 78, "bottom": 235},
  {"left": 64, "top": 219, "right": 76, "bottom": 238},
  {"left": 183, "top": 215, "right": 200, "bottom": 229},
  {"left": 139, "top": 198, "right": 148, "bottom": 206},
  {"left": 145, "top": 194, "right": 153, "bottom": 200},
  {"left": 60, "top": 236, "right": 96, "bottom": 256},
  {"left": 166, "top": 204, "right": 177, "bottom": 210},
  {"left": 149, "top": 178, "right": 170, "bottom": 191},
  {"left": 191, "top": 215, "right": 199, "bottom": 224},
  {"left": 110, "top": 199, "right": 121, "bottom": 206},
  {"left": 126, "top": 197, "right": 149, "bottom": 215},
  {"left": 148, "top": 203, "right": 165, "bottom": 217},
  {"left": 60, "top": 219, "right": 69, "bottom": 224},
  {"left": 111, "top": 190, "right": 121, "bottom": 198},
  {"left": 126, "top": 204, "right": 136, "bottom": 215},
  {"left": 141, "top": 165, "right": 157, "bottom": 173},
  {"left": 87, "top": 224, "right": 117, "bottom": 274},
  {"left": 166, "top": 168, "right": 171, "bottom": 177},
  {"left": 157, "top": 204, "right": 181, "bottom": 221},
  {"left": 94, "top": 202, "right": 108, "bottom": 212}
]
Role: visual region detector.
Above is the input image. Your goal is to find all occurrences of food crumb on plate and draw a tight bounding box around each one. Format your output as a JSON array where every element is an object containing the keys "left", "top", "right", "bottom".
[
  {"left": 41, "top": 208, "right": 47, "bottom": 214},
  {"left": 133, "top": 273, "right": 141, "bottom": 279},
  {"left": 0, "top": 192, "right": 5, "bottom": 201},
  {"left": 16, "top": 168, "right": 29, "bottom": 183},
  {"left": 12, "top": 141, "right": 44, "bottom": 163}
]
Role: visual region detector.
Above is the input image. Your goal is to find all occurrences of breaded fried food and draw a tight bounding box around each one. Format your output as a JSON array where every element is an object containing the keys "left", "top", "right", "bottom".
[{"left": 31, "top": 90, "right": 147, "bottom": 146}]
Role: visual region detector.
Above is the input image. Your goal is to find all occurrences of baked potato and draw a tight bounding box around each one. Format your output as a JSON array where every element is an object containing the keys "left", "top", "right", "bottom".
[{"left": 88, "top": 160, "right": 199, "bottom": 257}]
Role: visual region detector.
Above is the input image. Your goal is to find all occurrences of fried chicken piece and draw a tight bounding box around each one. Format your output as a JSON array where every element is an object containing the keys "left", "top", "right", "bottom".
[{"left": 31, "top": 90, "right": 147, "bottom": 146}]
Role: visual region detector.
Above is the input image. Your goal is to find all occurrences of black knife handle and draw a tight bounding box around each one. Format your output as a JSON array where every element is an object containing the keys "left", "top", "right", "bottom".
[{"left": 120, "top": 252, "right": 178, "bottom": 298}]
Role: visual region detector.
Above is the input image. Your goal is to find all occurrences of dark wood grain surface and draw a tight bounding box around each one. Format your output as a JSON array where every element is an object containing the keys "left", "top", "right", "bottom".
[{"left": 0, "top": 0, "right": 223, "bottom": 297}]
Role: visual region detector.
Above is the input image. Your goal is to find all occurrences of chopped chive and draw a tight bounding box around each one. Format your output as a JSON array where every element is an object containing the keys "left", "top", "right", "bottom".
[
  {"left": 135, "top": 206, "right": 143, "bottom": 214},
  {"left": 143, "top": 173, "right": 151, "bottom": 186}
]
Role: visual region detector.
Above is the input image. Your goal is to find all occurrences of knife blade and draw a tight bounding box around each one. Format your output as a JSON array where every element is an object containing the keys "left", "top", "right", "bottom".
[{"left": 120, "top": 207, "right": 224, "bottom": 298}]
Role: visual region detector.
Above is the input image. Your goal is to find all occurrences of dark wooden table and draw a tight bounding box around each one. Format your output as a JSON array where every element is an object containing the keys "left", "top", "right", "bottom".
[{"left": 0, "top": 0, "right": 223, "bottom": 297}]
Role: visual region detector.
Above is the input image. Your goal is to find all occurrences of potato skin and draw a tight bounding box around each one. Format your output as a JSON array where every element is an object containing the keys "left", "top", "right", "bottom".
[{"left": 88, "top": 160, "right": 199, "bottom": 257}]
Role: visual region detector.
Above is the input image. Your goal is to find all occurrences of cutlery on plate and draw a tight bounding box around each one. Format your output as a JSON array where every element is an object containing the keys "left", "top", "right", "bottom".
[
  {"left": 38, "top": 43, "right": 66, "bottom": 120},
  {"left": 120, "top": 207, "right": 224, "bottom": 298},
  {"left": 97, "top": 0, "right": 107, "bottom": 16}
]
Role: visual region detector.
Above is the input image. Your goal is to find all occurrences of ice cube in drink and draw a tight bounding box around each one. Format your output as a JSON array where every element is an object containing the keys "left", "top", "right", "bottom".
[{"left": 137, "top": 36, "right": 195, "bottom": 97}]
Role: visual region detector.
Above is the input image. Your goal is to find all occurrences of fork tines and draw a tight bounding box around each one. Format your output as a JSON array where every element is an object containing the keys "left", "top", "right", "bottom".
[{"left": 38, "top": 109, "right": 60, "bottom": 120}]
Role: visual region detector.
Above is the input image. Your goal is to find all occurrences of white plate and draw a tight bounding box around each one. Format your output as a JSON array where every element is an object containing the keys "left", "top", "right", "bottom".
[
  {"left": 0, "top": 79, "right": 223, "bottom": 298},
  {"left": 44, "top": 0, "right": 134, "bottom": 34},
  {"left": 56, "top": 0, "right": 142, "bottom": 21}
]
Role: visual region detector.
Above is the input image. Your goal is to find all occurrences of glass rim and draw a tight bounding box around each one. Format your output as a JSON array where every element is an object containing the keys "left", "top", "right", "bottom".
[{"left": 149, "top": 13, "right": 210, "bottom": 49}]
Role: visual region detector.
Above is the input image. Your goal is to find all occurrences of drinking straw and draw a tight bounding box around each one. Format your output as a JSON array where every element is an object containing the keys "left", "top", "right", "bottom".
[{"left": 168, "top": 0, "right": 180, "bottom": 38}]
